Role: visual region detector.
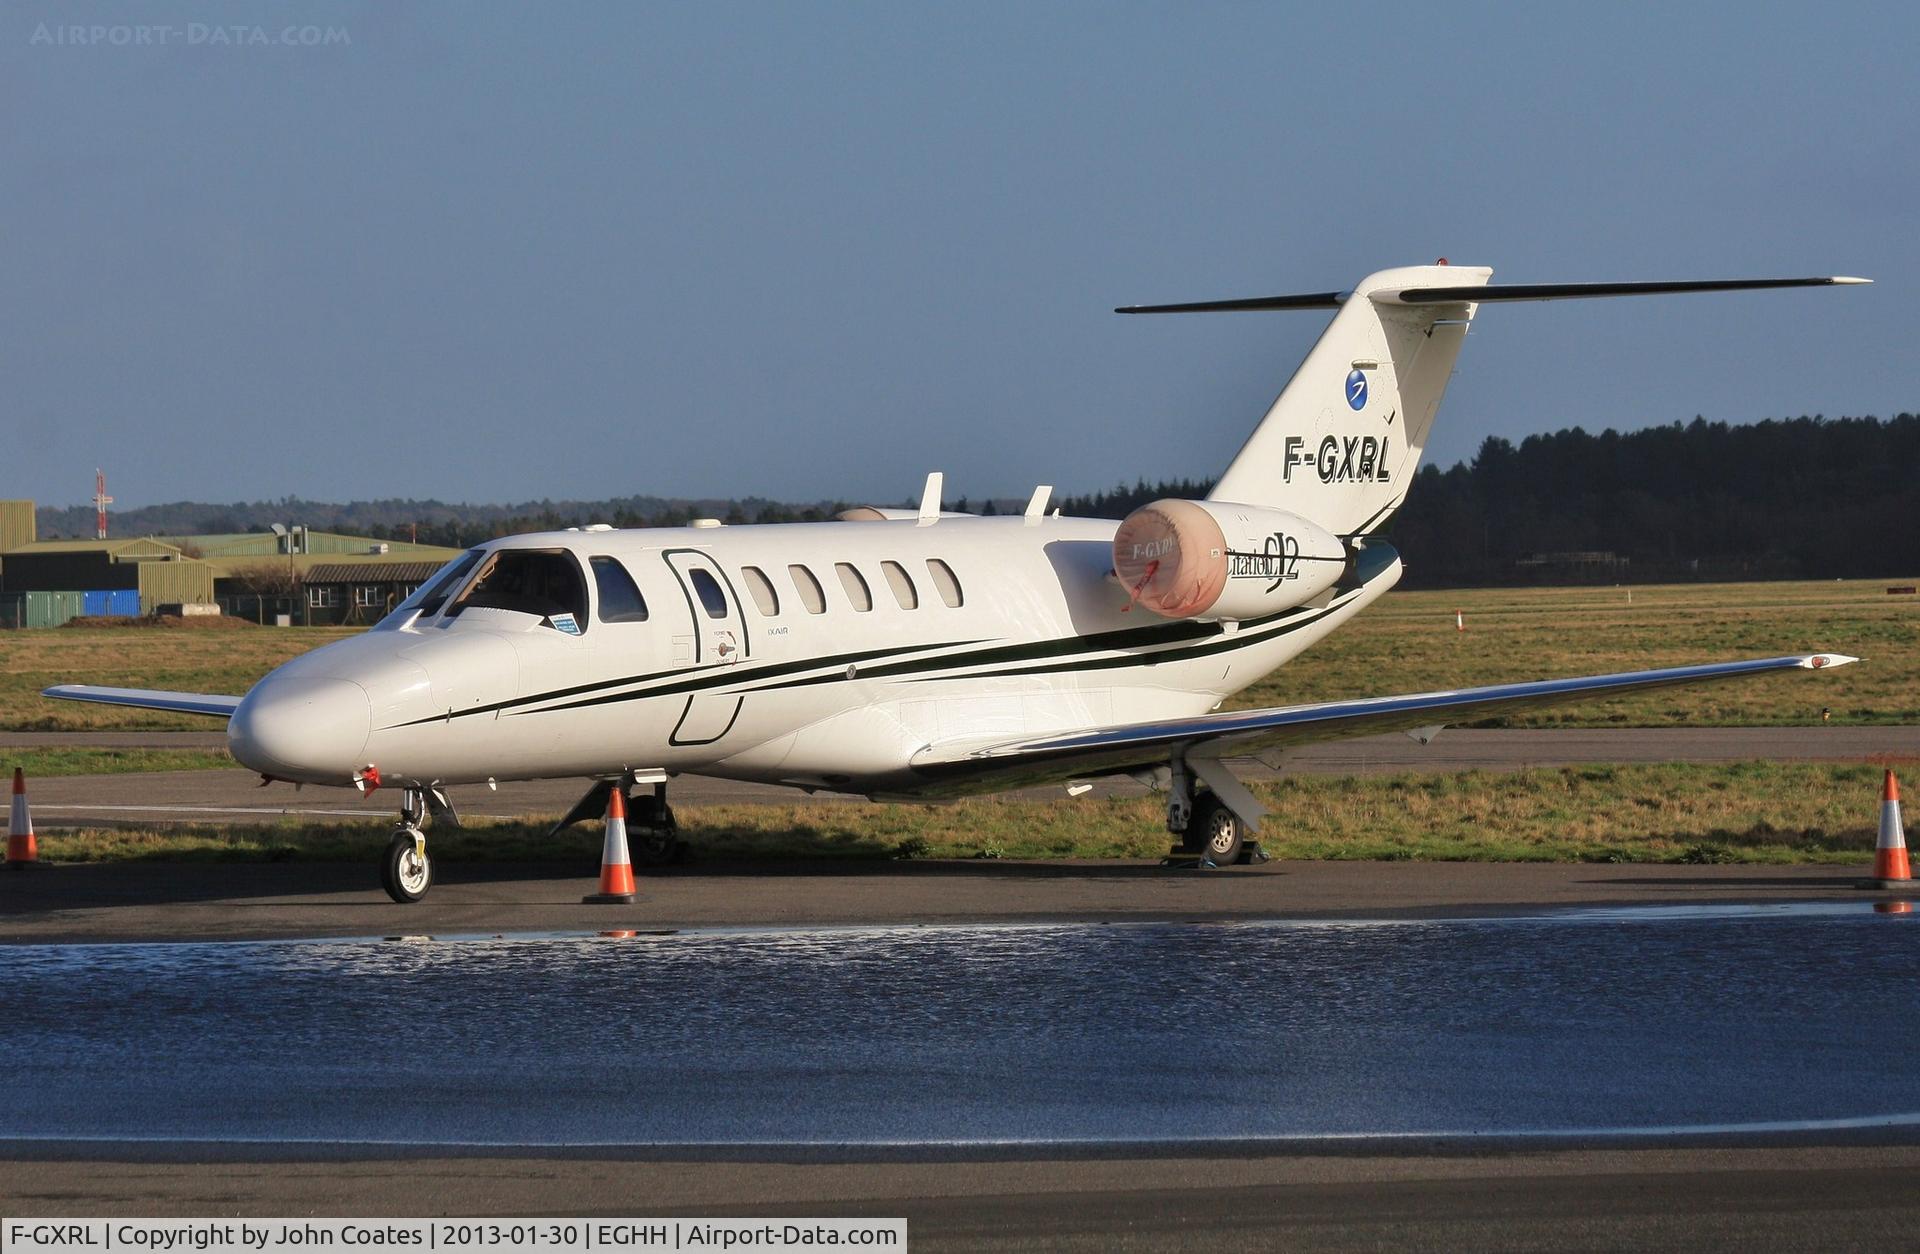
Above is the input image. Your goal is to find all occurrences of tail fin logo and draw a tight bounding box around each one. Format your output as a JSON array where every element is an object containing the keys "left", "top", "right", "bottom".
[{"left": 1345, "top": 369, "right": 1368, "bottom": 411}]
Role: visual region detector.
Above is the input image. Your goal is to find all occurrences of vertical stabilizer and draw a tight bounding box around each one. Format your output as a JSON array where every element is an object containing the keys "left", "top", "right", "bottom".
[{"left": 1206, "top": 265, "right": 1489, "bottom": 534}]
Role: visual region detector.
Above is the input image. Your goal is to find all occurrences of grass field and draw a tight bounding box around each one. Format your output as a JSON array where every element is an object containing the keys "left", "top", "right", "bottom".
[
  {"left": 0, "top": 748, "right": 234, "bottom": 777},
  {"left": 0, "top": 625, "right": 359, "bottom": 731},
  {"left": 33, "top": 761, "right": 1908, "bottom": 866},
  {"left": 1235, "top": 579, "right": 1919, "bottom": 726},
  {"left": 2, "top": 578, "right": 1914, "bottom": 732}
]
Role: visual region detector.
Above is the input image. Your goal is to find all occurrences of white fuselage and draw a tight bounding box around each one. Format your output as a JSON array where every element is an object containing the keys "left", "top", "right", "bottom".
[{"left": 227, "top": 514, "right": 1401, "bottom": 798}]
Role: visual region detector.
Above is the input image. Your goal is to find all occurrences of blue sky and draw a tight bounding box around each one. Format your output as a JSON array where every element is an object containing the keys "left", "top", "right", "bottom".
[{"left": 5, "top": 2, "right": 1913, "bottom": 509}]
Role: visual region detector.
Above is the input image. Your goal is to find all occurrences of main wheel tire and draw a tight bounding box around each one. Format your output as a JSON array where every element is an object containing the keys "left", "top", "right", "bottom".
[
  {"left": 382, "top": 829, "right": 432, "bottom": 903},
  {"left": 1187, "top": 793, "right": 1245, "bottom": 865},
  {"left": 634, "top": 826, "right": 678, "bottom": 864}
]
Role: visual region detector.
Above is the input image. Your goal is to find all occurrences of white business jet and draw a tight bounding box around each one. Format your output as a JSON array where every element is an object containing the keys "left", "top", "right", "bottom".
[{"left": 48, "top": 265, "right": 1868, "bottom": 900}]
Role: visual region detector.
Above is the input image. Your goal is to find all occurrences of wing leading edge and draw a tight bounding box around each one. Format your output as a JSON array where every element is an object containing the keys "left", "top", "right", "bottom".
[
  {"left": 41, "top": 685, "right": 243, "bottom": 719},
  {"left": 909, "top": 654, "right": 1857, "bottom": 788}
]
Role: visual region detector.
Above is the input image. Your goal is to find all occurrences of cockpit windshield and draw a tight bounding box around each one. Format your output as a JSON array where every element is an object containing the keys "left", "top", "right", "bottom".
[
  {"left": 373, "top": 549, "right": 484, "bottom": 630},
  {"left": 443, "top": 548, "right": 590, "bottom": 634}
]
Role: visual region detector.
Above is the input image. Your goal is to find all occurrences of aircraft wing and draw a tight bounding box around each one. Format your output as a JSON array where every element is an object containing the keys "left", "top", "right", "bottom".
[
  {"left": 907, "top": 654, "right": 1856, "bottom": 791},
  {"left": 41, "top": 685, "right": 243, "bottom": 718}
]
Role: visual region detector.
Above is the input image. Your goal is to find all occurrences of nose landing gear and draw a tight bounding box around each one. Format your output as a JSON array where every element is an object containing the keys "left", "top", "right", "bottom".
[{"left": 380, "top": 787, "right": 435, "bottom": 903}]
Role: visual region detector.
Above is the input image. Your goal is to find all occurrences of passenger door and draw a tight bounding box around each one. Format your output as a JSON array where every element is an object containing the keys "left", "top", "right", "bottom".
[{"left": 662, "top": 549, "right": 748, "bottom": 745}]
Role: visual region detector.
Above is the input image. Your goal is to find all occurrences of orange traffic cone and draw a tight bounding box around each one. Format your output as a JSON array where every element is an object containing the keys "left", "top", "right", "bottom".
[
  {"left": 7, "top": 767, "right": 37, "bottom": 867},
  {"left": 1863, "top": 769, "right": 1911, "bottom": 888},
  {"left": 583, "top": 787, "right": 637, "bottom": 904},
  {"left": 1454, "top": 609, "right": 1465, "bottom": 632}
]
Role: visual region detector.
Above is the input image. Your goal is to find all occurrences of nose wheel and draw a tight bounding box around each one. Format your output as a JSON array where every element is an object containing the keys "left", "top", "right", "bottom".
[
  {"left": 381, "top": 827, "right": 433, "bottom": 902},
  {"left": 380, "top": 788, "right": 435, "bottom": 903}
]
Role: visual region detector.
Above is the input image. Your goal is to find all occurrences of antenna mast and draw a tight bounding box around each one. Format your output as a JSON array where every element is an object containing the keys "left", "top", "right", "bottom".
[{"left": 93, "top": 469, "right": 113, "bottom": 540}]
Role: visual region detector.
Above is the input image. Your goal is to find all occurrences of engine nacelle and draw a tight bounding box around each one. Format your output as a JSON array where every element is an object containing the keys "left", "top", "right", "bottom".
[{"left": 1112, "top": 499, "right": 1349, "bottom": 621}]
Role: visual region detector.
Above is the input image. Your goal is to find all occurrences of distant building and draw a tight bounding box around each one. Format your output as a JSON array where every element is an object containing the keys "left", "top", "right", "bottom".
[
  {"left": 0, "top": 501, "right": 460, "bottom": 627},
  {"left": 0, "top": 534, "right": 215, "bottom": 627},
  {"left": 1512, "top": 550, "right": 1629, "bottom": 581},
  {"left": 149, "top": 526, "right": 451, "bottom": 562},
  {"left": 154, "top": 527, "right": 461, "bottom": 625},
  {"left": 299, "top": 561, "right": 450, "bottom": 626}
]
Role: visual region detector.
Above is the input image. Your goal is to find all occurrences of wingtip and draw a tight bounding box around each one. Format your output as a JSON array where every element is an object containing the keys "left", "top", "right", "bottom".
[
  {"left": 1802, "top": 653, "right": 1861, "bottom": 669},
  {"left": 1831, "top": 276, "right": 1873, "bottom": 285}
]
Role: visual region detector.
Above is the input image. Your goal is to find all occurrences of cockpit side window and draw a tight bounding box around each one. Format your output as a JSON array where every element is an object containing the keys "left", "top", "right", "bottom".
[
  {"left": 444, "top": 548, "right": 589, "bottom": 634},
  {"left": 591, "top": 556, "right": 650, "bottom": 623},
  {"left": 374, "top": 549, "right": 483, "bottom": 629}
]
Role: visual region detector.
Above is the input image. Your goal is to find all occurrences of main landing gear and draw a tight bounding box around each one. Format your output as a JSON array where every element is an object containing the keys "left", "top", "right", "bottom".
[
  {"left": 1183, "top": 791, "right": 1251, "bottom": 865},
  {"left": 626, "top": 782, "right": 681, "bottom": 864},
  {"left": 380, "top": 785, "right": 456, "bottom": 903},
  {"left": 549, "top": 772, "right": 683, "bottom": 866},
  {"left": 1165, "top": 754, "right": 1267, "bottom": 867}
]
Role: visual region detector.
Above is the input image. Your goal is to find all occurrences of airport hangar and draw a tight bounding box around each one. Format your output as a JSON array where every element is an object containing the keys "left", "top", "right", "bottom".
[{"left": 0, "top": 499, "right": 459, "bottom": 628}]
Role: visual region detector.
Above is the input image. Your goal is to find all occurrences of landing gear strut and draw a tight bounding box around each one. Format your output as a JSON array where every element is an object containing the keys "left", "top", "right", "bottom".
[
  {"left": 550, "top": 772, "right": 682, "bottom": 866},
  {"left": 380, "top": 787, "right": 434, "bottom": 903},
  {"left": 627, "top": 781, "right": 680, "bottom": 864},
  {"left": 1166, "top": 751, "right": 1265, "bottom": 867}
]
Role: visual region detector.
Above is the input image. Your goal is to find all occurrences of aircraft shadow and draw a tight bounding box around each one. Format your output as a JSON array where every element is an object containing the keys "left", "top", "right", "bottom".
[{"left": 0, "top": 851, "right": 1265, "bottom": 916}]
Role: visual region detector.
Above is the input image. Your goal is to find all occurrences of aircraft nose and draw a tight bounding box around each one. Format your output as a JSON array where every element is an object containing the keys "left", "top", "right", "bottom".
[{"left": 229, "top": 677, "right": 373, "bottom": 782}]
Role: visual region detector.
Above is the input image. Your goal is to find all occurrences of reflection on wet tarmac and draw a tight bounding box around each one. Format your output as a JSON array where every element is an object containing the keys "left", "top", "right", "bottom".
[{"left": 3, "top": 905, "right": 1916, "bottom": 1148}]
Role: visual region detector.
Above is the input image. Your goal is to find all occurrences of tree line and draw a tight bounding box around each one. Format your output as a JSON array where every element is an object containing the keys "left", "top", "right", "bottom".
[
  {"left": 1060, "top": 414, "right": 1920, "bottom": 586},
  {"left": 36, "top": 413, "right": 1918, "bottom": 587}
]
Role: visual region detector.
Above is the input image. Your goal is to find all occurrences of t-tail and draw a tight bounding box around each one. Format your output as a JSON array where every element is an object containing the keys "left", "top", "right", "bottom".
[{"left": 1119, "top": 266, "right": 1870, "bottom": 538}]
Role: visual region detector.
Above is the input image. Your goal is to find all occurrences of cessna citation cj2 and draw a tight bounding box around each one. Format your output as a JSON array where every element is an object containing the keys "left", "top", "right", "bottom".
[{"left": 48, "top": 264, "right": 1869, "bottom": 900}]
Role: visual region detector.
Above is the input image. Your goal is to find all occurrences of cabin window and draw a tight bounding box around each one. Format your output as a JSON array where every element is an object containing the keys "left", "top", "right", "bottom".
[
  {"left": 444, "top": 548, "right": 590, "bottom": 633},
  {"left": 590, "top": 556, "right": 650, "bottom": 623},
  {"left": 789, "top": 564, "right": 827, "bottom": 615},
  {"left": 926, "top": 558, "right": 964, "bottom": 608},
  {"left": 688, "top": 568, "right": 729, "bottom": 618},
  {"left": 881, "top": 560, "right": 919, "bottom": 610},
  {"left": 741, "top": 565, "right": 780, "bottom": 616},
  {"left": 836, "top": 562, "right": 873, "bottom": 612}
]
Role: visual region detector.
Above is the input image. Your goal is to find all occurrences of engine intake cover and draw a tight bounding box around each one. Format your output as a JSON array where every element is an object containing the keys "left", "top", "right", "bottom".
[{"left": 1113, "top": 499, "right": 1347, "bottom": 621}]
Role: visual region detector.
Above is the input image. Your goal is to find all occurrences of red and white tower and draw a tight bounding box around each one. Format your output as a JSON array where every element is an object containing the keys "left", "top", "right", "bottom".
[{"left": 93, "top": 468, "right": 113, "bottom": 540}]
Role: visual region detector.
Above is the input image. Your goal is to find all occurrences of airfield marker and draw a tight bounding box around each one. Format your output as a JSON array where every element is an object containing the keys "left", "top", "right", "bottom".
[
  {"left": 583, "top": 787, "right": 638, "bottom": 904},
  {"left": 1455, "top": 609, "right": 1465, "bottom": 632},
  {"left": 1862, "top": 769, "right": 1911, "bottom": 889},
  {"left": 7, "top": 767, "right": 37, "bottom": 867}
]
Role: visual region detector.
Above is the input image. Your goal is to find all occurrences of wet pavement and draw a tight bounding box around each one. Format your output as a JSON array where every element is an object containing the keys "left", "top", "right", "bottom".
[{"left": 4, "top": 903, "right": 1916, "bottom": 1152}]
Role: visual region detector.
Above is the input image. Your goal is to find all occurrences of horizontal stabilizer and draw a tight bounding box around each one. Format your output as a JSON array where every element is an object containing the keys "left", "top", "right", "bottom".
[
  {"left": 1381, "top": 276, "right": 1871, "bottom": 306},
  {"left": 1115, "top": 291, "right": 1347, "bottom": 314},
  {"left": 41, "top": 685, "right": 242, "bottom": 719},
  {"left": 1117, "top": 275, "right": 1868, "bottom": 314}
]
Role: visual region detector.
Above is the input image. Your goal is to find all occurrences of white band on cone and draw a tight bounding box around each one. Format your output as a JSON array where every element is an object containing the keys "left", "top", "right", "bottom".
[
  {"left": 601, "top": 813, "right": 632, "bottom": 867},
  {"left": 1879, "top": 799, "right": 1906, "bottom": 851}
]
